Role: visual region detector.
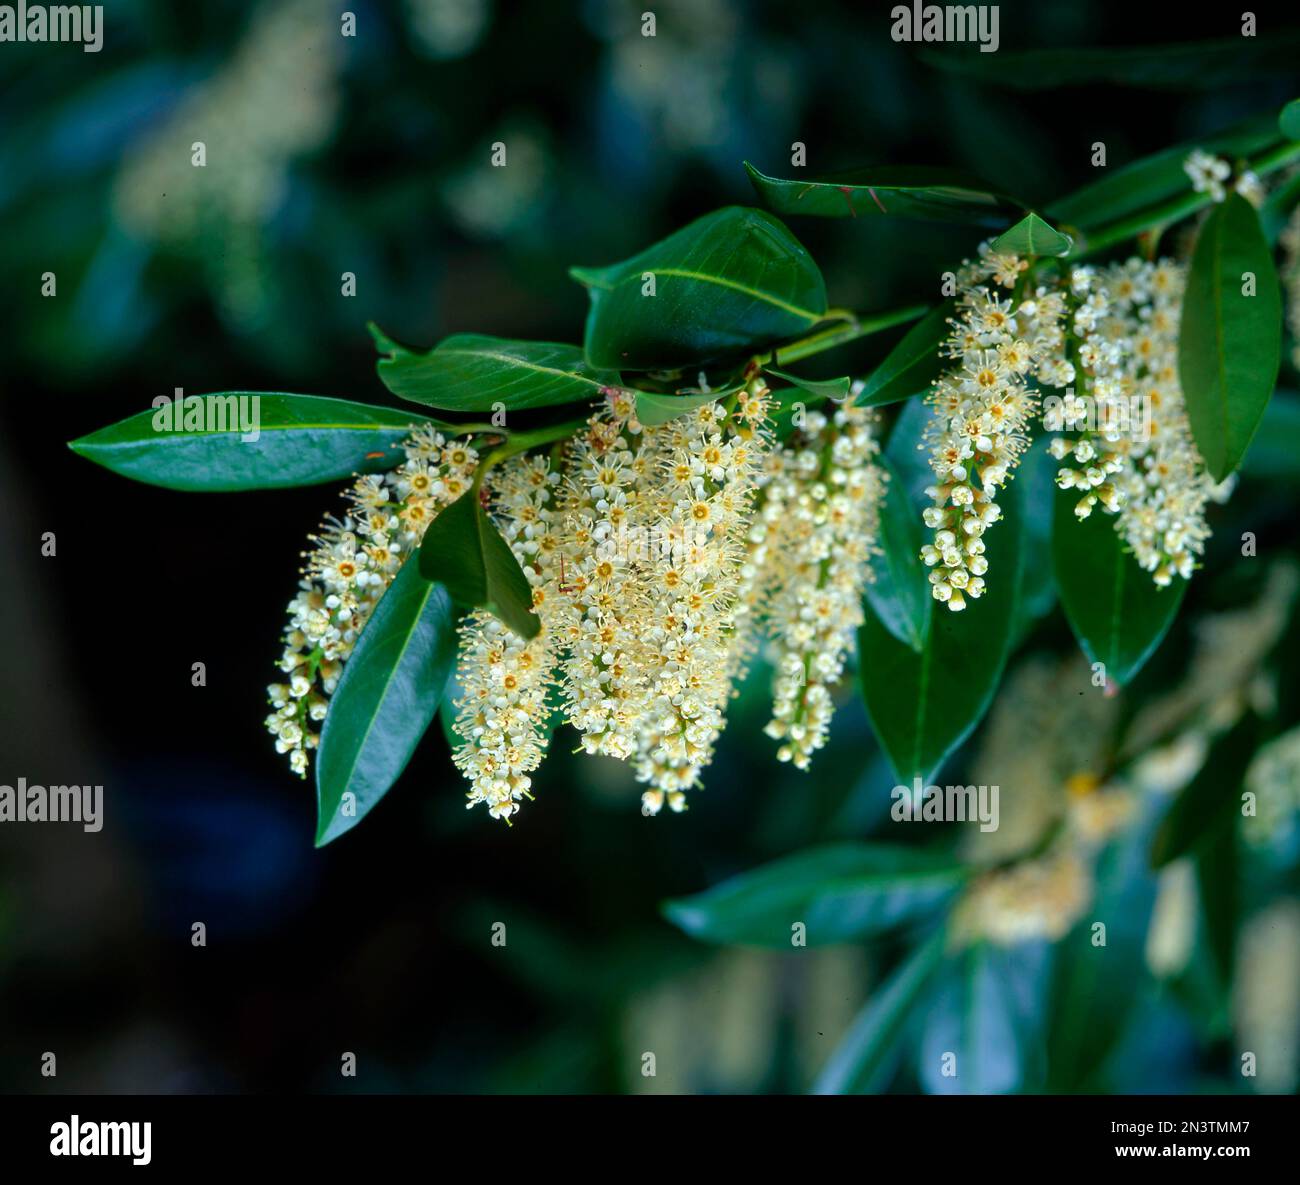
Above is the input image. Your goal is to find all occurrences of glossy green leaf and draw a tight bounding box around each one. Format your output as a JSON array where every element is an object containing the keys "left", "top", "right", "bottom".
[
  {"left": 919, "top": 942, "right": 1050, "bottom": 1095},
  {"left": 315, "top": 562, "right": 458, "bottom": 846},
  {"left": 859, "top": 428, "right": 1025, "bottom": 783},
  {"left": 1052, "top": 492, "right": 1184, "bottom": 687},
  {"left": 813, "top": 929, "right": 947, "bottom": 1094},
  {"left": 418, "top": 488, "right": 541, "bottom": 639},
  {"left": 1241, "top": 390, "right": 1300, "bottom": 480},
  {"left": 922, "top": 32, "right": 1300, "bottom": 91},
  {"left": 634, "top": 386, "right": 734, "bottom": 427},
  {"left": 371, "top": 324, "right": 620, "bottom": 412},
  {"left": 744, "top": 161, "right": 1020, "bottom": 225},
  {"left": 1150, "top": 714, "right": 1259, "bottom": 869},
  {"left": 661, "top": 843, "right": 967, "bottom": 948},
  {"left": 1048, "top": 116, "right": 1281, "bottom": 234},
  {"left": 865, "top": 457, "right": 931, "bottom": 653},
  {"left": 69, "top": 393, "right": 430, "bottom": 492},
  {"left": 991, "top": 212, "right": 1072, "bottom": 258},
  {"left": 570, "top": 206, "right": 827, "bottom": 369},
  {"left": 1280, "top": 98, "right": 1300, "bottom": 140},
  {"left": 764, "top": 367, "right": 851, "bottom": 401},
  {"left": 854, "top": 303, "right": 950, "bottom": 408},
  {"left": 1178, "top": 192, "right": 1282, "bottom": 481}
]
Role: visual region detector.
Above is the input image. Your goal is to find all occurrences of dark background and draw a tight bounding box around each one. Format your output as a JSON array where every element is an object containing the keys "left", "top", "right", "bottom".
[{"left": 1, "top": 0, "right": 1298, "bottom": 1093}]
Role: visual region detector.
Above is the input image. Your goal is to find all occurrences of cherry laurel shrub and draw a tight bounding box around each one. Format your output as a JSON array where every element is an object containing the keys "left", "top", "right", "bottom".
[{"left": 71, "top": 107, "right": 1296, "bottom": 859}]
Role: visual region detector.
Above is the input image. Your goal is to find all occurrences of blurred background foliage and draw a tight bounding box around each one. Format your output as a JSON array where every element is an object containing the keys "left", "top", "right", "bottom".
[{"left": 0, "top": 0, "right": 1298, "bottom": 1093}]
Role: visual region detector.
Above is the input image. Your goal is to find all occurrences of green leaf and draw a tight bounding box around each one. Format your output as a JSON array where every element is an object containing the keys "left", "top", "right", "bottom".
[
  {"left": 1178, "top": 192, "right": 1282, "bottom": 481},
  {"left": 990, "top": 212, "right": 1072, "bottom": 258},
  {"left": 922, "top": 32, "right": 1300, "bottom": 91},
  {"left": 859, "top": 420, "right": 1025, "bottom": 783},
  {"left": 919, "top": 941, "right": 1050, "bottom": 1094},
  {"left": 813, "top": 929, "right": 947, "bottom": 1094},
  {"left": 417, "top": 488, "right": 540, "bottom": 639},
  {"left": 570, "top": 206, "right": 827, "bottom": 370},
  {"left": 661, "top": 843, "right": 967, "bottom": 948},
  {"left": 854, "top": 303, "right": 951, "bottom": 408},
  {"left": 764, "top": 367, "right": 852, "bottom": 401},
  {"left": 634, "top": 386, "right": 735, "bottom": 427},
  {"left": 744, "top": 161, "right": 1020, "bottom": 226},
  {"left": 1150, "top": 714, "right": 1259, "bottom": 869},
  {"left": 69, "top": 393, "right": 429, "bottom": 492},
  {"left": 1052, "top": 492, "right": 1184, "bottom": 687},
  {"left": 1047, "top": 820, "right": 1157, "bottom": 1090},
  {"left": 1241, "top": 390, "right": 1300, "bottom": 480},
  {"left": 371, "top": 325, "right": 621, "bottom": 412},
  {"left": 1279, "top": 98, "right": 1300, "bottom": 140},
  {"left": 315, "top": 562, "right": 458, "bottom": 846},
  {"left": 865, "top": 457, "right": 931, "bottom": 653},
  {"left": 1048, "top": 116, "right": 1280, "bottom": 234}
]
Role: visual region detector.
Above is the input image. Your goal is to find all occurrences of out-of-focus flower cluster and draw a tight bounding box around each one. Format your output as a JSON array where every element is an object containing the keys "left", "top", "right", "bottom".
[{"left": 113, "top": 0, "right": 342, "bottom": 327}]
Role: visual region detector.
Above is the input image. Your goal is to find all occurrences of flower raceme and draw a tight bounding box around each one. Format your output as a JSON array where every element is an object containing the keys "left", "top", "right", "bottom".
[
  {"left": 268, "top": 382, "right": 889, "bottom": 822},
  {"left": 920, "top": 245, "right": 1227, "bottom": 604}
]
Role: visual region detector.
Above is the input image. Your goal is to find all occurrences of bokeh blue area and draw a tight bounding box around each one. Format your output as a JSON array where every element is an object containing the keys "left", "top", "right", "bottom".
[{"left": 1, "top": 0, "right": 1298, "bottom": 1093}]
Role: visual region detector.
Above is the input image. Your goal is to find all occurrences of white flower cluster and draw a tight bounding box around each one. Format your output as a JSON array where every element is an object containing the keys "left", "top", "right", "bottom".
[
  {"left": 269, "top": 384, "right": 890, "bottom": 823},
  {"left": 265, "top": 427, "right": 478, "bottom": 776},
  {"left": 757, "top": 404, "right": 886, "bottom": 768},
  {"left": 1048, "top": 259, "right": 1220, "bottom": 585},
  {"left": 1183, "top": 149, "right": 1263, "bottom": 207},
  {"left": 920, "top": 246, "right": 1068, "bottom": 610},
  {"left": 925, "top": 242, "right": 1231, "bottom": 597}
]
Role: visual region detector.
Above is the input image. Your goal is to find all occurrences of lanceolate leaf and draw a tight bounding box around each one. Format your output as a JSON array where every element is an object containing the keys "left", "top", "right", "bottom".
[
  {"left": 315, "top": 563, "right": 458, "bottom": 846},
  {"left": 855, "top": 303, "right": 951, "bottom": 408},
  {"left": 634, "top": 386, "right": 736, "bottom": 427},
  {"left": 570, "top": 206, "right": 827, "bottom": 369},
  {"left": 1178, "top": 193, "right": 1282, "bottom": 481},
  {"left": 1051, "top": 493, "right": 1184, "bottom": 687},
  {"left": 744, "top": 162, "right": 1020, "bottom": 226},
  {"left": 661, "top": 843, "right": 967, "bottom": 948},
  {"left": 371, "top": 325, "right": 621, "bottom": 412},
  {"left": 1047, "top": 819, "right": 1157, "bottom": 1090},
  {"left": 919, "top": 941, "right": 1050, "bottom": 1095},
  {"left": 865, "top": 457, "right": 931, "bottom": 653},
  {"left": 1047, "top": 115, "right": 1280, "bottom": 234},
  {"left": 418, "top": 488, "right": 541, "bottom": 640},
  {"left": 69, "top": 393, "right": 430, "bottom": 491},
  {"left": 991, "top": 212, "right": 1072, "bottom": 258},
  {"left": 813, "top": 929, "right": 947, "bottom": 1094},
  {"left": 764, "top": 367, "right": 852, "bottom": 401},
  {"left": 859, "top": 433, "right": 1025, "bottom": 784}
]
